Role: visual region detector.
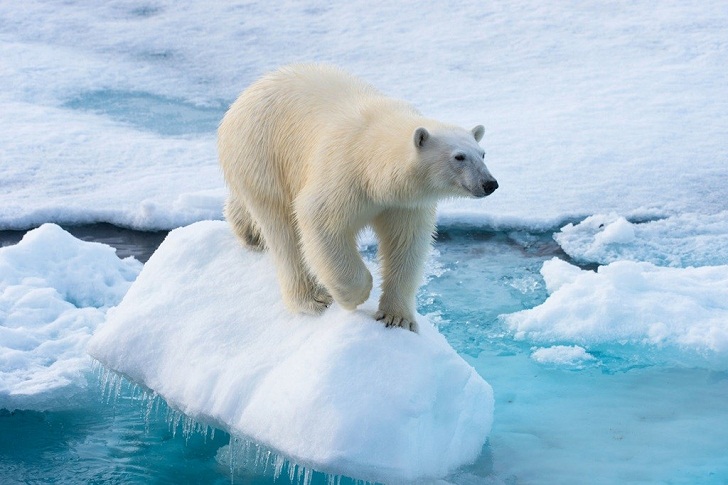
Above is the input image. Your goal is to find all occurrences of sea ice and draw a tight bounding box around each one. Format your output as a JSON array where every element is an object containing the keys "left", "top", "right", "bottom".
[
  {"left": 2, "top": 2, "right": 728, "bottom": 230},
  {"left": 0, "top": 224, "right": 141, "bottom": 411},
  {"left": 503, "top": 258, "right": 728, "bottom": 364},
  {"left": 530, "top": 345, "right": 596, "bottom": 367},
  {"left": 87, "top": 221, "right": 494, "bottom": 483},
  {"left": 554, "top": 212, "right": 728, "bottom": 267}
]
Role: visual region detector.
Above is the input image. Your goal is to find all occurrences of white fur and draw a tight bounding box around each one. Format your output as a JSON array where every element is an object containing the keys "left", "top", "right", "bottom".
[{"left": 218, "top": 64, "right": 496, "bottom": 331}]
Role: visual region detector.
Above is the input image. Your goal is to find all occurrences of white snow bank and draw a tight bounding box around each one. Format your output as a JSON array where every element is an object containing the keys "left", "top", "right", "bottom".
[
  {"left": 87, "top": 221, "right": 494, "bottom": 483},
  {"left": 0, "top": 224, "right": 141, "bottom": 411},
  {"left": 554, "top": 212, "right": 728, "bottom": 266},
  {"left": 504, "top": 258, "right": 728, "bottom": 358},
  {"left": 530, "top": 346, "right": 596, "bottom": 367}
]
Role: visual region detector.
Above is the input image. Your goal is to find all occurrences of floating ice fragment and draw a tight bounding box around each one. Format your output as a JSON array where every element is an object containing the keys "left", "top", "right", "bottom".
[
  {"left": 88, "top": 221, "right": 494, "bottom": 483},
  {"left": 0, "top": 224, "right": 141, "bottom": 411},
  {"left": 531, "top": 345, "right": 596, "bottom": 367},
  {"left": 503, "top": 258, "right": 728, "bottom": 362},
  {"left": 555, "top": 212, "right": 728, "bottom": 267}
]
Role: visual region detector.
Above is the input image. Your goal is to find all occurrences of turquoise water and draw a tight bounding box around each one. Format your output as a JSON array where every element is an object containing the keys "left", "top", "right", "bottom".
[{"left": 2, "top": 227, "right": 726, "bottom": 483}]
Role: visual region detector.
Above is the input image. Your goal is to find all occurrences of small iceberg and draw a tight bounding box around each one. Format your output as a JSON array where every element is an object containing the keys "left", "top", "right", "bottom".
[{"left": 88, "top": 221, "right": 494, "bottom": 483}]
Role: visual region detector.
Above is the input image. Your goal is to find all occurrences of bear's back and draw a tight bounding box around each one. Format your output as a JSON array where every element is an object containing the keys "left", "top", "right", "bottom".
[
  {"left": 274, "top": 64, "right": 378, "bottom": 104},
  {"left": 249, "top": 64, "right": 386, "bottom": 131},
  {"left": 218, "top": 64, "right": 423, "bottom": 198}
]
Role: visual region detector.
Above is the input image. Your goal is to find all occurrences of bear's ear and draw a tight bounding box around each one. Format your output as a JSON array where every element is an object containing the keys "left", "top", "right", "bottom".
[
  {"left": 471, "top": 125, "right": 485, "bottom": 142},
  {"left": 414, "top": 127, "right": 430, "bottom": 148}
]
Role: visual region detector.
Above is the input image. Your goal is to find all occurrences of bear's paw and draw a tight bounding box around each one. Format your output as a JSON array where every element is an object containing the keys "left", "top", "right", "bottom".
[
  {"left": 286, "top": 284, "right": 333, "bottom": 316},
  {"left": 375, "top": 310, "right": 419, "bottom": 333},
  {"left": 334, "top": 268, "right": 373, "bottom": 310}
]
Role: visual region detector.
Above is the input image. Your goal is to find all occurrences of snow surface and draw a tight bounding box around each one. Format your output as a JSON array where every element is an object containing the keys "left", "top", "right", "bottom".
[
  {"left": 2, "top": 1, "right": 728, "bottom": 230},
  {"left": 87, "top": 221, "right": 494, "bottom": 483},
  {"left": 0, "top": 224, "right": 141, "bottom": 411},
  {"left": 504, "top": 258, "right": 728, "bottom": 364},
  {"left": 555, "top": 212, "right": 728, "bottom": 267}
]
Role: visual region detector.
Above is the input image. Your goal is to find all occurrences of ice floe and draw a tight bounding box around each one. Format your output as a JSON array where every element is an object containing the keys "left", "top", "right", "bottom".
[
  {"left": 554, "top": 212, "right": 728, "bottom": 267},
  {"left": 88, "top": 221, "right": 494, "bottom": 483},
  {"left": 503, "top": 258, "right": 728, "bottom": 364},
  {"left": 530, "top": 345, "right": 596, "bottom": 367},
  {"left": 2, "top": 2, "right": 728, "bottom": 230}
]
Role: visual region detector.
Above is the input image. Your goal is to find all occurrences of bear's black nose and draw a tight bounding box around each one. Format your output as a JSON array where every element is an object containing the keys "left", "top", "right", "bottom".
[{"left": 482, "top": 180, "right": 499, "bottom": 196}]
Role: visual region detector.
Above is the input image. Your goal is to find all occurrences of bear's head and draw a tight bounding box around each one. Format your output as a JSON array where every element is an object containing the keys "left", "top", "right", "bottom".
[{"left": 414, "top": 125, "right": 498, "bottom": 199}]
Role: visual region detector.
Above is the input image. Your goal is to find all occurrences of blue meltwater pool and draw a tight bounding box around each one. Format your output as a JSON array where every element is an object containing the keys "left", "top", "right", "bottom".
[{"left": 0, "top": 225, "right": 726, "bottom": 484}]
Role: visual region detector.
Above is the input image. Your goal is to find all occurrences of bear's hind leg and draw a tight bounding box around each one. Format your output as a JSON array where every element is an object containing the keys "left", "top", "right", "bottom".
[
  {"left": 252, "top": 205, "right": 333, "bottom": 315},
  {"left": 225, "top": 195, "right": 266, "bottom": 251}
]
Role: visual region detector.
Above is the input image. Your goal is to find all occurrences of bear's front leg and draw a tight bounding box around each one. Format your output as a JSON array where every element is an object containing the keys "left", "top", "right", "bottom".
[
  {"left": 295, "top": 197, "right": 373, "bottom": 311},
  {"left": 372, "top": 206, "right": 437, "bottom": 333}
]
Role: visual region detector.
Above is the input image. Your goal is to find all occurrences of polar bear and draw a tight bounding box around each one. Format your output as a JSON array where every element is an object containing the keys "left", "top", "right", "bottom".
[{"left": 218, "top": 64, "right": 497, "bottom": 332}]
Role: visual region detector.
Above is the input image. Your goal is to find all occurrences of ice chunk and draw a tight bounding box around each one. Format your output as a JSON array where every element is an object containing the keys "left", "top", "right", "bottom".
[
  {"left": 87, "top": 221, "right": 494, "bottom": 483},
  {"left": 530, "top": 345, "right": 596, "bottom": 367},
  {"left": 0, "top": 224, "right": 141, "bottom": 411},
  {"left": 503, "top": 258, "right": 728, "bottom": 360},
  {"left": 555, "top": 212, "right": 728, "bottom": 266}
]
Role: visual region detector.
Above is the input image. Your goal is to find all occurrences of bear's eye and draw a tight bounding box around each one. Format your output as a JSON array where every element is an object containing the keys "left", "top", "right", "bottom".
[
  {"left": 454, "top": 154, "right": 466, "bottom": 162},
  {"left": 481, "top": 152, "right": 486, "bottom": 159}
]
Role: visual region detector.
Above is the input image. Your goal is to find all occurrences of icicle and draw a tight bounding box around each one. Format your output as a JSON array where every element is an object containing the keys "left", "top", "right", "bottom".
[
  {"left": 112, "top": 372, "right": 123, "bottom": 404},
  {"left": 273, "top": 454, "right": 285, "bottom": 481},
  {"left": 261, "top": 449, "right": 271, "bottom": 475},
  {"left": 254, "top": 444, "right": 266, "bottom": 474},
  {"left": 99, "top": 367, "right": 109, "bottom": 401},
  {"left": 326, "top": 475, "right": 343, "bottom": 485},
  {"left": 183, "top": 415, "right": 196, "bottom": 443},
  {"left": 228, "top": 436, "right": 237, "bottom": 482},
  {"left": 167, "top": 409, "right": 184, "bottom": 438},
  {"left": 140, "top": 390, "right": 156, "bottom": 433},
  {"left": 302, "top": 467, "right": 312, "bottom": 485}
]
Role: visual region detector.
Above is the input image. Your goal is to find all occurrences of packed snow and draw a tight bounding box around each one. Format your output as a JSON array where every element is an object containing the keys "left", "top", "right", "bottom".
[
  {"left": 1, "top": 1, "right": 727, "bottom": 230},
  {"left": 504, "top": 258, "right": 728, "bottom": 365},
  {"left": 0, "top": 224, "right": 141, "bottom": 411},
  {"left": 87, "top": 221, "right": 494, "bottom": 483}
]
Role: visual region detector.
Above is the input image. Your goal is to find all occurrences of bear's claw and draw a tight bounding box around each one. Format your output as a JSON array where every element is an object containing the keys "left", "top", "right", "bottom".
[
  {"left": 314, "top": 287, "right": 334, "bottom": 307},
  {"left": 243, "top": 228, "right": 265, "bottom": 251},
  {"left": 297, "top": 298, "right": 330, "bottom": 315},
  {"left": 375, "top": 310, "right": 418, "bottom": 333}
]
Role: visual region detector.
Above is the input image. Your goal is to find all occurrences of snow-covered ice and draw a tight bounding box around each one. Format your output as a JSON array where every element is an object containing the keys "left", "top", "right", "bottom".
[
  {"left": 504, "top": 258, "right": 728, "bottom": 364},
  {"left": 87, "top": 221, "right": 494, "bottom": 483},
  {"left": 0, "top": 224, "right": 141, "bottom": 411},
  {"left": 1, "top": 1, "right": 727, "bottom": 230},
  {"left": 554, "top": 212, "right": 728, "bottom": 267}
]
